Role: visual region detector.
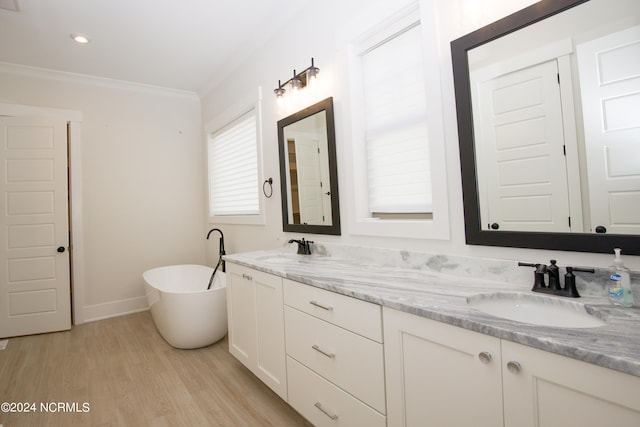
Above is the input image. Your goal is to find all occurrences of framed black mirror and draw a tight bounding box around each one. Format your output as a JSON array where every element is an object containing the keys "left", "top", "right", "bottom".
[
  {"left": 277, "top": 97, "right": 341, "bottom": 235},
  {"left": 451, "top": 0, "right": 640, "bottom": 254}
]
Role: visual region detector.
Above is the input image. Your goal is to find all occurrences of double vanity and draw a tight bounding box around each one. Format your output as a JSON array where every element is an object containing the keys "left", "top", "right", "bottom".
[
  {"left": 224, "top": 245, "right": 640, "bottom": 426},
  {"left": 239, "top": 1, "right": 640, "bottom": 424}
]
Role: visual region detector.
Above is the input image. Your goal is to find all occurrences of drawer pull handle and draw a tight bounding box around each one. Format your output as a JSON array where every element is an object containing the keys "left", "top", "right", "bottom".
[
  {"left": 314, "top": 402, "right": 338, "bottom": 420},
  {"left": 309, "top": 300, "right": 333, "bottom": 311},
  {"left": 312, "top": 344, "right": 335, "bottom": 359},
  {"left": 242, "top": 273, "right": 253, "bottom": 280}
]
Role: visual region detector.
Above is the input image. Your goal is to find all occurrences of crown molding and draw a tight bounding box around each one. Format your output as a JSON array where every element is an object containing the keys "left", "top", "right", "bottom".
[{"left": 0, "top": 61, "right": 200, "bottom": 101}]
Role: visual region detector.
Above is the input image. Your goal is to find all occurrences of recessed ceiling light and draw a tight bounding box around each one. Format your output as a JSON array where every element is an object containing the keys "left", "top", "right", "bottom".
[{"left": 70, "top": 33, "right": 91, "bottom": 44}]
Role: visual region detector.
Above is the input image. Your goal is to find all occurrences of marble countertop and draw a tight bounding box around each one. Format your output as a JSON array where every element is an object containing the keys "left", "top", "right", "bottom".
[{"left": 224, "top": 249, "right": 640, "bottom": 377}]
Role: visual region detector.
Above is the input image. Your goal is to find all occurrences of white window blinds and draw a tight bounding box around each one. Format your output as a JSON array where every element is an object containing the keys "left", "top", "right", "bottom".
[
  {"left": 361, "top": 21, "right": 432, "bottom": 213},
  {"left": 208, "top": 110, "right": 259, "bottom": 216}
]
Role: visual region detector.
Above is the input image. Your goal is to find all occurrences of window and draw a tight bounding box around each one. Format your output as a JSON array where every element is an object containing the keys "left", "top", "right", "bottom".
[
  {"left": 361, "top": 21, "right": 432, "bottom": 215},
  {"left": 207, "top": 107, "right": 263, "bottom": 224},
  {"left": 345, "top": 0, "right": 450, "bottom": 239}
]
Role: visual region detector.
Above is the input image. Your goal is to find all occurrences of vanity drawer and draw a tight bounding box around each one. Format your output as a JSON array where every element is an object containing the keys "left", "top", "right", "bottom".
[
  {"left": 287, "top": 356, "right": 386, "bottom": 427},
  {"left": 283, "top": 279, "right": 382, "bottom": 342},
  {"left": 284, "top": 306, "right": 386, "bottom": 413}
]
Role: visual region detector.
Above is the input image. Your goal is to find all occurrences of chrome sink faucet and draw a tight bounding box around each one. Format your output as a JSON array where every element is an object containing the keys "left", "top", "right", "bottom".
[
  {"left": 518, "top": 260, "right": 594, "bottom": 298},
  {"left": 288, "top": 238, "right": 313, "bottom": 255}
]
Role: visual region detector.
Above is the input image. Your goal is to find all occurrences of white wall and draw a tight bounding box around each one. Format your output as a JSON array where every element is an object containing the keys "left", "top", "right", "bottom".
[
  {"left": 201, "top": 0, "right": 640, "bottom": 271},
  {"left": 0, "top": 66, "right": 206, "bottom": 321}
]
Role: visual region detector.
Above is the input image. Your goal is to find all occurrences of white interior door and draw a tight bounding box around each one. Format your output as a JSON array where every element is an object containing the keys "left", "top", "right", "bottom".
[
  {"left": 295, "top": 137, "right": 325, "bottom": 225},
  {"left": 577, "top": 25, "right": 640, "bottom": 234},
  {"left": 474, "top": 59, "right": 571, "bottom": 232},
  {"left": 0, "top": 116, "right": 71, "bottom": 338}
]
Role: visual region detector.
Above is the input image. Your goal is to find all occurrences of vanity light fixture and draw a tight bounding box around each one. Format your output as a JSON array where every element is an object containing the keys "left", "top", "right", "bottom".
[
  {"left": 70, "top": 33, "right": 91, "bottom": 44},
  {"left": 273, "top": 58, "right": 319, "bottom": 102}
]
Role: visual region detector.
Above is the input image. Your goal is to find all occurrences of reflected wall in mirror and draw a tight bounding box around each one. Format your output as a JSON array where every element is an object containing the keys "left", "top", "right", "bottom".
[
  {"left": 278, "top": 97, "right": 341, "bottom": 235},
  {"left": 452, "top": 0, "right": 640, "bottom": 254}
]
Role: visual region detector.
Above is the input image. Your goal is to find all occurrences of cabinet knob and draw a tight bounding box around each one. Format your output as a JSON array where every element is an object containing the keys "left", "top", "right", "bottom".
[
  {"left": 242, "top": 273, "right": 253, "bottom": 280},
  {"left": 478, "top": 351, "right": 492, "bottom": 364},
  {"left": 507, "top": 361, "right": 521, "bottom": 374}
]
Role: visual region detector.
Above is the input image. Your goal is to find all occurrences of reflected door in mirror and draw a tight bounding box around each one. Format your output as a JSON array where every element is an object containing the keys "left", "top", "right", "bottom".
[
  {"left": 578, "top": 25, "right": 640, "bottom": 235},
  {"left": 284, "top": 115, "right": 332, "bottom": 226},
  {"left": 473, "top": 59, "right": 570, "bottom": 232},
  {"left": 278, "top": 97, "right": 341, "bottom": 235}
]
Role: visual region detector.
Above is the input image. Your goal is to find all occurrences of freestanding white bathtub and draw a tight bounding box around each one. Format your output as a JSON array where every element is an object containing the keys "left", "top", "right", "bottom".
[{"left": 143, "top": 264, "right": 227, "bottom": 349}]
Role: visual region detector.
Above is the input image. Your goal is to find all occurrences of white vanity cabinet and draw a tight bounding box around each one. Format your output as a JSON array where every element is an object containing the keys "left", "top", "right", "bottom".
[
  {"left": 383, "top": 307, "right": 640, "bottom": 427},
  {"left": 226, "top": 263, "right": 287, "bottom": 400},
  {"left": 283, "top": 279, "right": 386, "bottom": 426}
]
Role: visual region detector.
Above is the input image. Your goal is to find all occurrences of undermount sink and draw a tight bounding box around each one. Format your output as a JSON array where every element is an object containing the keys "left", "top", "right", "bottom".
[{"left": 467, "top": 292, "right": 607, "bottom": 328}]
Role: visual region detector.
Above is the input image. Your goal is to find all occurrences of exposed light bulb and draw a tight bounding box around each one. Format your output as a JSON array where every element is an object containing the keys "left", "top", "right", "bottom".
[
  {"left": 274, "top": 80, "right": 286, "bottom": 106},
  {"left": 308, "top": 57, "right": 319, "bottom": 84},
  {"left": 291, "top": 70, "right": 301, "bottom": 92}
]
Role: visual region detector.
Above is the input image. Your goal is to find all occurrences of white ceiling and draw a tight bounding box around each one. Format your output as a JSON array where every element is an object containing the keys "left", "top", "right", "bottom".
[{"left": 0, "top": 0, "right": 310, "bottom": 93}]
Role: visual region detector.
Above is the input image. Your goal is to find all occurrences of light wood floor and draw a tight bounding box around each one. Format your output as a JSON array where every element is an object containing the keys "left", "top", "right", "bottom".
[{"left": 0, "top": 311, "right": 313, "bottom": 427}]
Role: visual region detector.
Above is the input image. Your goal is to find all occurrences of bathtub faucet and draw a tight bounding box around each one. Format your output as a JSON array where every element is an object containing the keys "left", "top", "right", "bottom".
[
  {"left": 206, "top": 228, "right": 226, "bottom": 272},
  {"left": 288, "top": 238, "right": 313, "bottom": 255}
]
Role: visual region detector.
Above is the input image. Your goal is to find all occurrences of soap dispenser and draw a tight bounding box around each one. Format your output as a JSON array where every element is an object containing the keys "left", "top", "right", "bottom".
[{"left": 608, "top": 248, "right": 634, "bottom": 307}]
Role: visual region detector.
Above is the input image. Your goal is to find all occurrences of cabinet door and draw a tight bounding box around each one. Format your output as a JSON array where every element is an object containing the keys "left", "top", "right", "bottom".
[
  {"left": 227, "top": 263, "right": 257, "bottom": 368},
  {"left": 226, "top": 264, "right": 287, "bottom": 400},
  {"left": 254, "top": 269, "right": 287, "bottom": 400},
  {"left": 502, "top": 340, "right": 640, "bottom": 427},
  {"left": 383, "top": 307, "right": 503, "bottom": 427}
]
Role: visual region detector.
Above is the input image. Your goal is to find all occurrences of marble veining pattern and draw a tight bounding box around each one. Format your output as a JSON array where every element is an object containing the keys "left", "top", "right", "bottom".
[{"left": 224, "top": 246, "right": 640, "bottom": 377}]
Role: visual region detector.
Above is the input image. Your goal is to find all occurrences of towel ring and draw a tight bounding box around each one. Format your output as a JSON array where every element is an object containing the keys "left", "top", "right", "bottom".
[{"left": 263, "top": 178, "right": 273, "bottom": 198}]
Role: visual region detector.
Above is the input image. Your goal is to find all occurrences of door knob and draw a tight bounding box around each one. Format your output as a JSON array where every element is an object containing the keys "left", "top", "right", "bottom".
[{"left": 57, "top": 246, "right": 66, "bottom": 253}]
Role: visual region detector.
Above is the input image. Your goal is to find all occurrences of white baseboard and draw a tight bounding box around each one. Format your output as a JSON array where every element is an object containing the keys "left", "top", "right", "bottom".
[{"left": 81, "top": 296, "right": 149, "bottom": 323}]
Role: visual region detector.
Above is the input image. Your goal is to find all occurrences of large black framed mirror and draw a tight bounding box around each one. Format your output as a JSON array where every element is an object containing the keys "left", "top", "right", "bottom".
[
  {"left": 451, "top": 0, "right": 640, "bottom": 254},
  {"left": 277, "top": 97, "right": 341, "bottom": 235}
]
